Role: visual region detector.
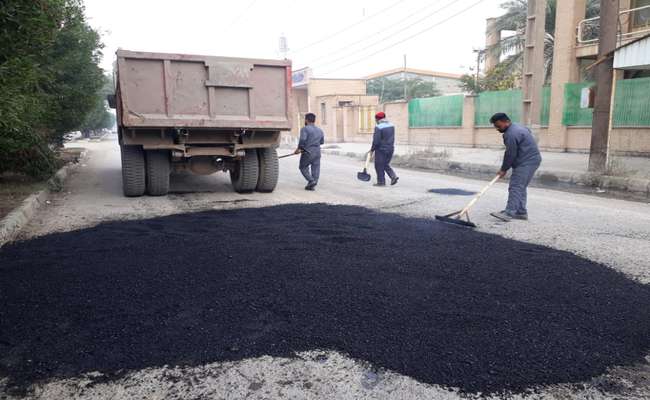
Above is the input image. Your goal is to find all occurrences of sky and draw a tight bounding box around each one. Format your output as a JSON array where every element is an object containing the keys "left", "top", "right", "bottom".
[{"left": 84, "top": 0, "right": 506, "bottom": 79}]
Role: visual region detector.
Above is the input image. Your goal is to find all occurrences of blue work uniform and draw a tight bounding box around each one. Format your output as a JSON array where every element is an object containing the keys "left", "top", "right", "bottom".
[
  {"left": 371, "top": 119, "right": 397, "bottom": 185},
  {"left": 500, "top": 123, "right": 542, "bottom": 215},
  {"left": 298, "top": 124, "right": 324, "bottom": 185}
]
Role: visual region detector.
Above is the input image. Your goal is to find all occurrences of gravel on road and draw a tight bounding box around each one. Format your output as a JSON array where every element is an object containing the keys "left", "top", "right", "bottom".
[{"left": 1, "top": 204, "right": 649, "bottom": 395}]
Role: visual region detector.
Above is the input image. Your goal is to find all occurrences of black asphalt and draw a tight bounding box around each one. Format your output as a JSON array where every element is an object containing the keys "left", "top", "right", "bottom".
[
  {"left": 428, "top": 188, "right": 477, "bottom": 196},
  {"left": 1, "top": 204, "right": 649, "bottom": 395}
]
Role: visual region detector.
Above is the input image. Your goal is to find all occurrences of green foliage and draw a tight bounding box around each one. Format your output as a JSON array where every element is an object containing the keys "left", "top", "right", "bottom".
[
  {"left": 460, "top": 62, "right": 519, "bottom": 94},
  {"left": 367, "top": 77, "right": 441, "bottom": 103},
  {"left": 0, "top": 0, "right": 104, "bottom": 178},
  {"left": 80, "top": 74, "right": 115, "bottom": 134}
]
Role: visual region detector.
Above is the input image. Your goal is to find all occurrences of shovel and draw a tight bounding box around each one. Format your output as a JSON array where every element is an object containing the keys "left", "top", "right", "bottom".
[
  {"left": 357, "top": 151, "right": 372, "bottom": 182},
  {"left": 435, "top": 174, "right": 501, "bottom": 228}
]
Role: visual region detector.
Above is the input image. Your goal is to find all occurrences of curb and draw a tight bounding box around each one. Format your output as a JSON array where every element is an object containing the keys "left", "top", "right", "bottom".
[
  {"left": 322, "top": 149, "right": 650, "bottom": 198},
  {"left": 0, "top": 152, "right": 84, "bottom": 248}
]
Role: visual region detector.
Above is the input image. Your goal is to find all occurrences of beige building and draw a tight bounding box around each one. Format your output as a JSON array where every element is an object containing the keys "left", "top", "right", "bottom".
[
  {"left": 365, "top": 67, "right": 464, "bottom": 95},
  {"left": 290, "top": 67, "right": 378, "bottom": 143},
  {"left": 486, "top": 0, "right": 650, "bottom": 153}
]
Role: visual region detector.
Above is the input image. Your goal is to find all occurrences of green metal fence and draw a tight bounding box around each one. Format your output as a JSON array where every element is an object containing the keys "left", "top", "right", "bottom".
[
  {"left": 540, "top": 86, "right": 551, "bottom": 126},
  {"left": 408, "top": 95, "right": 464, "bottom": 127},
  {"left": 474, "top": 89, "right": 522, "bottom": 126},
  {"left": 613, "top": 77, "right": 650, "bottom": 127},
  {"left": 562, "top": 82, "right": 594, "bottom": 126}
]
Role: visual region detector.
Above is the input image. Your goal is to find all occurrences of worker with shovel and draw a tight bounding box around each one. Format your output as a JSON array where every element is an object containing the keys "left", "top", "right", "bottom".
[
  {"left": 489, "top": 113, "right": 542, "bottom": 222},
  {"left": 370, "top": 111, "right": 399, "bottom": 187},
  {"left": 295, "top": 113, "right": 324, "bottom": 191}
]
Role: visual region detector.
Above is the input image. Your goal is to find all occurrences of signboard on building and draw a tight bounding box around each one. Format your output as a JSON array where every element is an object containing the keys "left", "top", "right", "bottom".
[
  {"left": 292, "top": 67, "right": 311, "bottom": 88},
  {"left": 580, "top": 86, "right": 595, "bottom": 109}
]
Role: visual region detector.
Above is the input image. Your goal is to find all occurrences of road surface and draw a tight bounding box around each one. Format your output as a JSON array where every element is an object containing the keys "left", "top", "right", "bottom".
[{"left": 2, "top": 137, "right": 650, "bottom": 399}]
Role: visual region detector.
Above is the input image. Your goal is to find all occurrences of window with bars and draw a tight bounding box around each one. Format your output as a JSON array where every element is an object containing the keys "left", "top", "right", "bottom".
[
  {"left": 632, "top": 0, "right": 650, "bottom": 29},
  {"left": 358, "top": 106, "right": 376, "bottom": 133}
]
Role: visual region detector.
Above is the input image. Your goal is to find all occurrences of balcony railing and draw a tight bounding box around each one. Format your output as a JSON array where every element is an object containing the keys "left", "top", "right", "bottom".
[{"left": 578, "top": 4, "right": 650, "bottom": 44}]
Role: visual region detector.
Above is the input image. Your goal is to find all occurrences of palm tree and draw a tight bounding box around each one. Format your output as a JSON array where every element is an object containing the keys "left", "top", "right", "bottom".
[{"left": 488, "top": 0, "right": 601, "bottom": 82}]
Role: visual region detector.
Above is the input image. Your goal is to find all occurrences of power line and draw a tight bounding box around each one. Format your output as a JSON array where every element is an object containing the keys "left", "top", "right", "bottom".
[
  {"left": 291, "top": 0, "right": 407, "bottom": 54},
  {"left": 319, "top": 0, "right": 488, "bottom": 76},
  {"left": 310, "top": 0, "right": 453, "bottom": 66},
  {"left": 225, "top": 0, "right": 260, "bottom": 31}
]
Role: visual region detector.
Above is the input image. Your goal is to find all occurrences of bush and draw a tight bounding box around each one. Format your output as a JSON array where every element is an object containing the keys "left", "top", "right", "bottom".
[{"left": 0, "top": 0, "right": 104, "bottom": 178}]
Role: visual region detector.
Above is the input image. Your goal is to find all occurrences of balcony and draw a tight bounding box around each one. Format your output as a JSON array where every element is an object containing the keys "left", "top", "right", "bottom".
[{"left": 576, "top": 4, "right": 650, "bottom": 57}]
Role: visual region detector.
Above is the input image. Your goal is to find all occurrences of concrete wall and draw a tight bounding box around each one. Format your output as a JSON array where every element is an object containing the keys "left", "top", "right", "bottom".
[{"left": 340, "top": 97, "right": 650, "bottom": 155}]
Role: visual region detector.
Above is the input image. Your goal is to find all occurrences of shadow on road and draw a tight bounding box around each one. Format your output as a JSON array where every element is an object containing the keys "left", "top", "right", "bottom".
[{"left": 1, "top": 204, "right": 649, "bottom": 395}]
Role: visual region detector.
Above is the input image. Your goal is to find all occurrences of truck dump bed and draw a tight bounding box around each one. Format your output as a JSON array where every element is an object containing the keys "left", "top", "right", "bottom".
[{"left": 116, "top": 50, "right": 292, "bottom": 130}]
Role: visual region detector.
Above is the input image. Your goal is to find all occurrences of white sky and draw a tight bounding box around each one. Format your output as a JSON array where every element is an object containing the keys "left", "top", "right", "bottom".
[{"left": 85, "top": 0, "right": 506, "bottom": 79}]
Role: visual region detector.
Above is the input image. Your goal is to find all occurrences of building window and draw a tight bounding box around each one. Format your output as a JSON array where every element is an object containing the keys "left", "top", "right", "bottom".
[
  {"left": 358, "top": 106, "right": 376, "bottom": 133},
  {"left": 320, "top": 103, "right": 327, "bottom": 124},
  {"left": 632, "top": 0, "right": 650, "bottom": 29}
]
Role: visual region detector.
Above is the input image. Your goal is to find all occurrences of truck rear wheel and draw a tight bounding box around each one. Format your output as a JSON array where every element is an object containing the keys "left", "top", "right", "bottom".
[
  {"left": 256, "top": 147, "right": 279, "bottom": 192},
  {"left": 230, "top": 149, "right": 259, "bottom": 193},
  {"left": 120, "top": 145, "right": 145, "bottom": 197},
  {"left": 145, "top": 150, "right": 170, "bottom": 196}
]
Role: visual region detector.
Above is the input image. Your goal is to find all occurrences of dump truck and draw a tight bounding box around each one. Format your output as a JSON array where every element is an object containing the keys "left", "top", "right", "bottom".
[{"left": 108, "top": 50, "right": 291, "bottom": 196}]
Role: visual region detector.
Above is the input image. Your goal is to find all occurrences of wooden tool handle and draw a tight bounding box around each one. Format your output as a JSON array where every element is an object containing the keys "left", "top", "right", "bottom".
[
  {"left": 459, "top": 174, "right": 501, "bottom": 216},
  {"left": 364, "top": 151, "right": 372, "bottom": 169}
]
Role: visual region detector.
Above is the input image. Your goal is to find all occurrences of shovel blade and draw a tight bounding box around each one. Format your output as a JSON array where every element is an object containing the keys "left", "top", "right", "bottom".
[{"left": 357, "top": 169, "right": 371, "bottom": 182}]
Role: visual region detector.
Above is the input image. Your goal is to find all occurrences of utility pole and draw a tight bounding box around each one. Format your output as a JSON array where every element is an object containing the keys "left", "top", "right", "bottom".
[
  {"left": 588, "top": 0, "right": 619, "bottom": 173},
  {"left": 403, "top": 54, "right": 407, "bottom": 101},
  {"left": 279, "top": 34, "right": 289, "bottom": 59},
  {"left": 521, "top": 0, "right": 547, "bottom": 139},
  {"left": 473, "top": 48, "right": 484, "bottom": 92}
]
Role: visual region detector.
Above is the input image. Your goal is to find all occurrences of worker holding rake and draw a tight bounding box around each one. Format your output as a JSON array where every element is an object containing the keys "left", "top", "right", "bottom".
[
  {"left": 489, "top": 113, "right": 542, "bottom": 222},
  {"left": 295, "top": 113, "right": 324, "bottom": 191}
]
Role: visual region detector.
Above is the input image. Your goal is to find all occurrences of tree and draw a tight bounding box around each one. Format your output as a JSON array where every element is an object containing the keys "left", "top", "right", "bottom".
[
  {"left": 80, "top": 74, "right": 116, "bottom": 137},
  {"left": 488, "top": 0, "right": 600, "bottom": 82},
  {"left": 367, "top": 77, "right": 441, "bottom": 103},
  {"left": 0, "top": 0, "right": 104, "bottom": 177},
  {"left": 460, "top": 61, "right": 519, "bottom": 94}
]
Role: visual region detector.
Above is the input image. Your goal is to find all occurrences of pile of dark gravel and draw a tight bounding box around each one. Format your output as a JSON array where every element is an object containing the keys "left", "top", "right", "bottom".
[{"left": 1, "top": 204, "right": 649, "bottom": 394}]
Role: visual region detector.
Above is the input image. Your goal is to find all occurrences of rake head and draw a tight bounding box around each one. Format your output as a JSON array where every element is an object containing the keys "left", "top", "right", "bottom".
[{"left": 435, "top": 211, "right": 477, "bottom": 228}]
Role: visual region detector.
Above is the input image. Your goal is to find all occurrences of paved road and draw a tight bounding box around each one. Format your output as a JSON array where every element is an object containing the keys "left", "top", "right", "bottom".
[{"left": 5, "top": 137, "right": 650, "bottom": 399}]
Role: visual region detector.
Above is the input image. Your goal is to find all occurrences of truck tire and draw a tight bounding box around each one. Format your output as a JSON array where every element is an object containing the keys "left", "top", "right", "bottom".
[
  {"left": 145, "top": 150, "right": 170, "bottom": 196},
  {"left": 230, "top": 149, "right": 259, "bottom": 193},
  {"left": 120, "top": 145, "right": 145, "bottom": 197},
  {"left": 256, "top": 147, "right": 279, "bottom": 192}
]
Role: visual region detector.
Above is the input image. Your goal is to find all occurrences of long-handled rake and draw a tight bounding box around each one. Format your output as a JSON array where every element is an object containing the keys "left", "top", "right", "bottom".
[
  {"left": 435, "top": 174, "right": 501, "bottom": 228},
  {"left": 279, "top": 149, "right": 310, "bottom": 159}
]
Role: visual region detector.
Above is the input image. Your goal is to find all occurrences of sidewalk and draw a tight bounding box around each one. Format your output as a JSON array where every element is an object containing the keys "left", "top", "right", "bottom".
[{"left": 319, "top": 142, "right": 650, "bottom": 198}]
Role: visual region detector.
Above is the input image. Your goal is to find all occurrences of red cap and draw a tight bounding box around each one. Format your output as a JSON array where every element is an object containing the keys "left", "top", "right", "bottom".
[{"left": 375, "top": 111, "right": 386, "bottom": 120}]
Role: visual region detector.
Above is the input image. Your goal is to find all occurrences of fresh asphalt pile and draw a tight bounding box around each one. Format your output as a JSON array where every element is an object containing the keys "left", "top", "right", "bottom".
[{"left": 1, "top": 204, "right": 650, "bottom": 395}]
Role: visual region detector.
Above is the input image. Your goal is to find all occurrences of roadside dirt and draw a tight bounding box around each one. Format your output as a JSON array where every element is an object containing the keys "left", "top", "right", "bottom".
[{"left": 0, "top": 175, "right": 45, "bottom": 220}]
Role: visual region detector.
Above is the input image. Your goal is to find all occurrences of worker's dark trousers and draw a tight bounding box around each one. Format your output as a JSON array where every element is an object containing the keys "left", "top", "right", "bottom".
[
  {"left": 506, "top": 162, "right": 540, "bottom": 215},
  {"left": 374, "top": 149, "right": 397, "bottom": 185},
  {"left": 299, "top": 152, "right": 321, "bottom": 184}
]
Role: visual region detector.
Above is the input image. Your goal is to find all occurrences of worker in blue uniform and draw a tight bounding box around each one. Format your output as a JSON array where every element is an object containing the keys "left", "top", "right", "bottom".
[
  {"left": 370, "top": 111, "right": 399, "bottom": 187},
  {"left": 295, "top": 113, "right": 324, "bottom": 191},
  {"left": 489, "top": 113, "right": 542, "bottom": 221}
]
